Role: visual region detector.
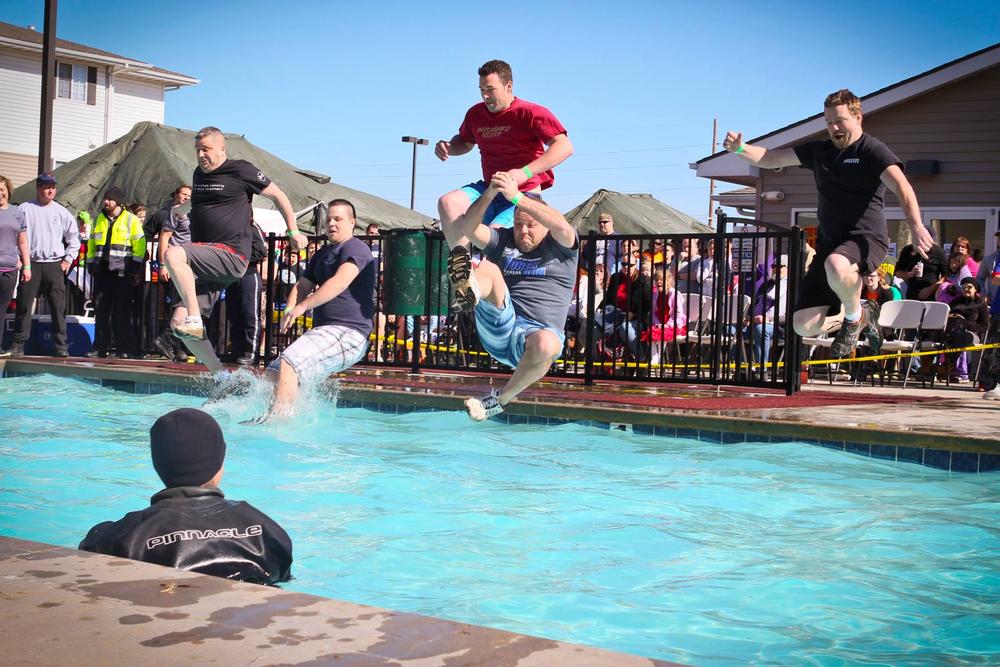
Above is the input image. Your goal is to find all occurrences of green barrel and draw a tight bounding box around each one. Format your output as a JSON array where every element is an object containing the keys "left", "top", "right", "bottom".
[{"left": 382, "top": 230, "right": 450, "bottom": 316}]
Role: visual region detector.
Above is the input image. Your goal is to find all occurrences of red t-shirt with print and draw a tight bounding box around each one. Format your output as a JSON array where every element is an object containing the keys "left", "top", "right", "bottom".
[{"left": 458, "top": 97, "right": 567, "bottom": 191}]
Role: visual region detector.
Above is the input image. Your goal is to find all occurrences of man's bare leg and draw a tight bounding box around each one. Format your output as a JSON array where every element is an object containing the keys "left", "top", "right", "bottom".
[
  {"left": 164, "top": 245, "right": 199, "bottom": 327},
  {"left": 497, "top": 329, "right": 563, "bottom": 405},
  {"left": 464, "top": 261, "right": 563, "bottom": 420},
  {"left": 438, "top": 190, "right": 473, "bottom": 249},
  {"left": 825, "top": 254, "right": 862, "bottom": 320},
  {"left": 793, "top": 306, "right": 839, "bottom": 338},
  {"left": 825, "top": 254, "right": 867, "bottom": 357},
  {"left": 268, "top": 360, "right": 299, "bottom": 418}
]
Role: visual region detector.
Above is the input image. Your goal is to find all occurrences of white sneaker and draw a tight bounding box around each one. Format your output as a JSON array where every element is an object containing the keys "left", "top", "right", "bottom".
[
  {"left": 465, "top": 388, "right": 504, "bottom": 422},
  {"left": 983, "top": 387, "right": 1000, "bottom": 401},
  {"left": 172, "top": 315, "right": 204, "bottom": 340}
]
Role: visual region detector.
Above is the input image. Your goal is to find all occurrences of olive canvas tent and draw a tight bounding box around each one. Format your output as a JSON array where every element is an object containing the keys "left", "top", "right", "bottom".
[
  {"left": 12, "top": 121, "right": 434, "bottom": 233},
  {"left": 564, "top": 189, "right": 713, "bottom": 235}
]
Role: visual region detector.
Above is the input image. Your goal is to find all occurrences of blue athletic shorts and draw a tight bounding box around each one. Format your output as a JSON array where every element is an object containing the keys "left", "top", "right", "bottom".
[
  {"left": 460, "top": 181, "right": 515, "bottom": 228},
  {"left": 474, "top": 293, "right": 565, "bottom": 368}
]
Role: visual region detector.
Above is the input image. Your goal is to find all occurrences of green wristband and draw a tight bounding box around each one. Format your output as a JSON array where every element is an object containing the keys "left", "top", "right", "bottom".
[
  {"left": 522, "top": 165, "right": 533, "bottom": 179},
  {"left": 735, "top": 144, "right": 745, "bottom": 154},
  {"left": 23, "top": 263, "right": 30, "bottom": 270},
  {"left": 511, "top": 193, "right": 522, "bottom": 207},
  {"left": 287, "top": 229, "right": 299, "bottom": 238}
]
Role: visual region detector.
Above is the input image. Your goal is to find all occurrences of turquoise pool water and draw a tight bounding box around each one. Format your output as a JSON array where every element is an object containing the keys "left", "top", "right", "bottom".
[{"left": 1, "top": 373, "right": 998, "bottom": 665}]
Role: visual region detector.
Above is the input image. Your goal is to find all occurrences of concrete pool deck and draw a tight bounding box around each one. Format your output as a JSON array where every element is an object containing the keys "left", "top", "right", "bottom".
[{"left": 0, "top": 536, "right": 681, "bottom": 667}]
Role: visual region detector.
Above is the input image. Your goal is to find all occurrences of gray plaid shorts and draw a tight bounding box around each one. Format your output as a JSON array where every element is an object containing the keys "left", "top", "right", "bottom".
[{"left": 268, "top": 324, "right": 369, "bottom": 384}]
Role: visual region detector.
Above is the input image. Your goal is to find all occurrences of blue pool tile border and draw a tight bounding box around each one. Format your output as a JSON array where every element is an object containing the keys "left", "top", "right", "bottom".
[{"left": 5, "top": 367, "right": 997, "bottom": 474}]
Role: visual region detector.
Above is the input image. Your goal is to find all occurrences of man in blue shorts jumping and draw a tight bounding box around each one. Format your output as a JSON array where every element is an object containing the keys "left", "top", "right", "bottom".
[
  {"left": 435, "top": 59, "right": 573, "bottom": 312},
  {"left": 451, "top": 171, "right": 578, "bottom": 421}
]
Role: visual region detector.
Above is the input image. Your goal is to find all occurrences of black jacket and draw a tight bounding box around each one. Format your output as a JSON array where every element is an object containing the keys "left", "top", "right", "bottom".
[
  {"left": 606, "top": 270, "right": 654, "bottom": 328},
  {"left": 79, "top": 486, "right": 292, "bottom": 585},
  {"left": 949, "top": 295, "right": 991, "bottom": 340}
]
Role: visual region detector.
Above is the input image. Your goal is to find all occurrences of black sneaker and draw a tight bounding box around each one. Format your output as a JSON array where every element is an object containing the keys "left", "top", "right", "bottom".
[
  {"left": 830, "top": 313, "right": 866, "bottom": 359},
  {"left": 236, "top": 353, "right": 255, "bottom": 366},
  {"left": 1, "top": 344, "right": 25, "bottom": 358},
  {"left": 53, "top": 349, "right": 69, "bottom": 358},
  {"left": 447, "top": 246, "right": 480, "bottom": 312}
]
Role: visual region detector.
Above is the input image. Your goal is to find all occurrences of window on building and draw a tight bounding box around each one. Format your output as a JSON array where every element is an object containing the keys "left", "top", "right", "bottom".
[{"left": 56, "top": 62, "right": 96, "bottom": 104}]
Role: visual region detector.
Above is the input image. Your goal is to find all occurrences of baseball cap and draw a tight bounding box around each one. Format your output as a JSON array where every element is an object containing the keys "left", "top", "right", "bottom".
[{"left": 36, "top": 172, "right": 57, "bottom": 186}]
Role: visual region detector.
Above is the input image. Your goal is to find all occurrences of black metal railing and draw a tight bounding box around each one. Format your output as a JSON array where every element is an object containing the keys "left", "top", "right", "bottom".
[{"left": 14, "top": 216, "right": 802, "bottom": 394}]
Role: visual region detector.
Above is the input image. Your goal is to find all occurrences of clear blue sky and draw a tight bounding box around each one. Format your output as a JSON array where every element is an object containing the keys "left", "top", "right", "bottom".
[{"left": 5, "top": 1, "right": 999, "bottom": 222}]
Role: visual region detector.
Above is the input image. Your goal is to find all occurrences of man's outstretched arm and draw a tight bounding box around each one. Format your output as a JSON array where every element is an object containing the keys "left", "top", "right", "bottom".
[{"left": 723, "top": 130, "right": 801, "bottom": 169}]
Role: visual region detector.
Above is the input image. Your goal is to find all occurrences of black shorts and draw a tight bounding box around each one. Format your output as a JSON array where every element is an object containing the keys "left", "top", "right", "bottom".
[{"left": 796, "top": 235, "right": 888, "bottom": 315}]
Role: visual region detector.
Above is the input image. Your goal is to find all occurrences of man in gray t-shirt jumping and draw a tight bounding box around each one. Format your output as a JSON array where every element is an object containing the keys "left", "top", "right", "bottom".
[{"left": 449, "top": 171, "right": 578, "bottom": 421}]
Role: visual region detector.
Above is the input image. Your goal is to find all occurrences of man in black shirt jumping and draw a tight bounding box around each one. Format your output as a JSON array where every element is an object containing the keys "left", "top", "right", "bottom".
[
  {"left": 723, "top": 89, "right": 933, "bottom": 358},
  {"left": 164, "top": 127, "right": 307, "bottom": 369}
]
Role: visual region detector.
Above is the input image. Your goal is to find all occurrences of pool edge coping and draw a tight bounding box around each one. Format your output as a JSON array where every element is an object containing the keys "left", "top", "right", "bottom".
[{"left": 4, "top": 358, "right": 998, "bottom": 473}]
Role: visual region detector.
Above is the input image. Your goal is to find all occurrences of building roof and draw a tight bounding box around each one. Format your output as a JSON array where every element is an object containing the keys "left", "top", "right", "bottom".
[
  {"left": 0, "top": 21, "right": 198, "bottom": 86},
  {"left": 692, "top": 41, "right": 1000, "bottom": 184}
]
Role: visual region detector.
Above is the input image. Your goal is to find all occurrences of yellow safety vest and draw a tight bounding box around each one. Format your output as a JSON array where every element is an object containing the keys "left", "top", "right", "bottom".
[{"left": 86, "top": 209, "right": 146, "bottom": 273}]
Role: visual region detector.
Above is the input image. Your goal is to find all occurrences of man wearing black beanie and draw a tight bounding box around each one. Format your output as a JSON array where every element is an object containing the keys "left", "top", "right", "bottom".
[{"left": 79, "top": 408, "right": 292, "bottom": 585}]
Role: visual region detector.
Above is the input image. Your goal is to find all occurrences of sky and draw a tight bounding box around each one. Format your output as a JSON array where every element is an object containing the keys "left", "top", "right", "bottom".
[{"left": 5, "top": 0, "right": 999, "bottom": 223}]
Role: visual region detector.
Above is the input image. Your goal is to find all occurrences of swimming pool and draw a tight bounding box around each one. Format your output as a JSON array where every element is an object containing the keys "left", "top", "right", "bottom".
[{"left": 1, "top": 373, "right": 998, "bottom": 665}]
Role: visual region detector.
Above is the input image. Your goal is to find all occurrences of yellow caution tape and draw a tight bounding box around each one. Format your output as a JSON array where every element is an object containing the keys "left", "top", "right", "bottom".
[{"left": 359, "top": 331, "right": 999, "bottom": 372}]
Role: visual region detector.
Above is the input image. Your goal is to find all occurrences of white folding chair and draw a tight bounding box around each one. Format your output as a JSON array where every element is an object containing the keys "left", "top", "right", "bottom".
[
  {"left": 911, "top": 301, "right": 951, "bottom": 386},
  {"left": 673, "top": 293, "right": 710, "bottom": 375},
  {"left": 878, "top": 300, "right": 933, "bottom": 387}
]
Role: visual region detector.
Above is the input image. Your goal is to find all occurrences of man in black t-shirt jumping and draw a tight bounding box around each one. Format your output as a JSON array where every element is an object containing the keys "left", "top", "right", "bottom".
[
  {"left": 164, "top": 127, "right": 307, "bottom": 351},
  {"left": 723, "top": 89, "right": 933, "bottom": 358}
]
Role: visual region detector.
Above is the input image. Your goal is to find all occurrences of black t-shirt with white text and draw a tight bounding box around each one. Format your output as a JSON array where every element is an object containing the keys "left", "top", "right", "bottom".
[
  {"left": 191, "top": 159, "right": 271, "bottom": 259},
  {"left": 794, "top": 133, "right": 901, "bottom": 250}
]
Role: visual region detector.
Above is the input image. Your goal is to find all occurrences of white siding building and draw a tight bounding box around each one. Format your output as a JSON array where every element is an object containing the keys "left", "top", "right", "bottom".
[{"left": 0, "top": 21, "right": 197, "bottom": 187}]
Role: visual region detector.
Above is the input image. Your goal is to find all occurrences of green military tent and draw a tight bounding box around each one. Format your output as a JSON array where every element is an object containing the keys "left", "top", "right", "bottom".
[
  {"left": 12, "top": 121, "right": 434, "bottom": 233},
  {"left": 565, "top": 189, "right": 713, "bottom": 235}
]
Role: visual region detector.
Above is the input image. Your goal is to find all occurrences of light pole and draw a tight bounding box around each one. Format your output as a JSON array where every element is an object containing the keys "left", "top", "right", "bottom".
[{"left": 401, "top": 136, "right": 428, "bottom": 210}]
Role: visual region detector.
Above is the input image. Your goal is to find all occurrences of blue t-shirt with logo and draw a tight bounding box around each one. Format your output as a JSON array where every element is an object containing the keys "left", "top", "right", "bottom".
[
  {"left": 303, "top": 237, "right": 375, "bottom": 334},
  {"left": 483, "top": 227, "right": 579, "bottom": 330}
]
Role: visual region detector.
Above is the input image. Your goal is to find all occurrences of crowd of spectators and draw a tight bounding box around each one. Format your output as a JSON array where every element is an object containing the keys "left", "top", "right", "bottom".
[{"left": 1, "top": 179, "right": 998, "bottom": 392}]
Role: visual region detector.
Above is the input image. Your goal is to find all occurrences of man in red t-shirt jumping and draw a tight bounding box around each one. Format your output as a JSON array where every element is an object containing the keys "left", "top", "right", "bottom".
[{"left": 436, "top": 59, "right": 573, "bottom": 312}]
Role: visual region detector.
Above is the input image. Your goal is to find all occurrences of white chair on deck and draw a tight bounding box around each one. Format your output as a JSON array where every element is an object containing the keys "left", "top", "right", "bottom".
[
  {"left": 878, "top": 300, "right": 932, "bottom": 387},
  {"left": 910, "top": 301, "right": 951, "bottom": 386},
  {"left": 689, "top": 294, "right": 750, "bottom": 380}
]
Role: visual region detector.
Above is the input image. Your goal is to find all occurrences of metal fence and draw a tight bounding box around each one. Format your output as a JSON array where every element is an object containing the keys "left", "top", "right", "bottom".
[
  {"left": 257, "top": 222, "right": 804, "bottom": 395},
  {"left": 21, "top": 219, "right": 803, "bottom": 394}
]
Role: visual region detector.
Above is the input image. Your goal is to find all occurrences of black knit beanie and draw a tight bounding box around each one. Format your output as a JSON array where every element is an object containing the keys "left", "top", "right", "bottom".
[{"left": 150, "top": 408, "right": 226, "bottom": 487}]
